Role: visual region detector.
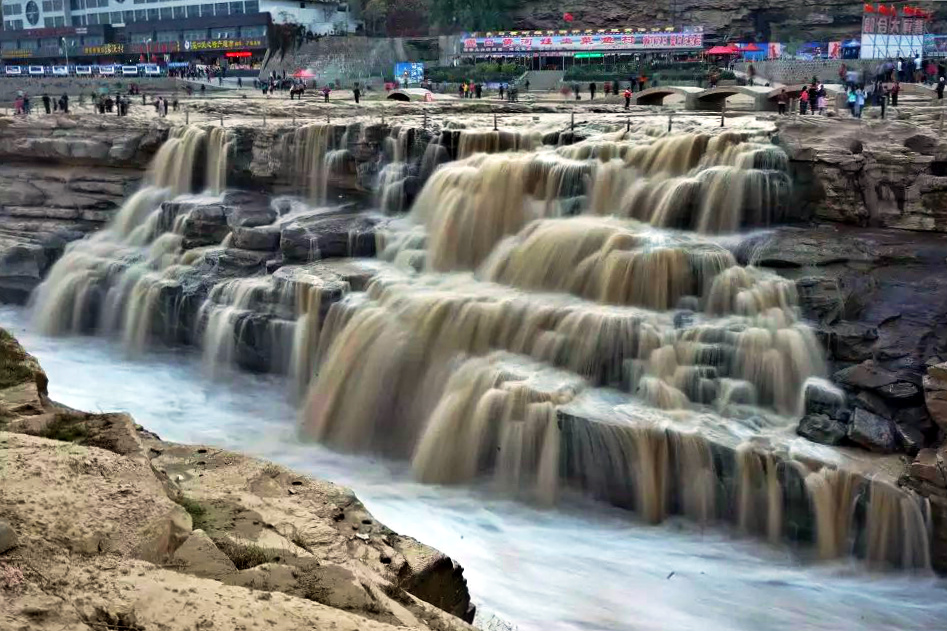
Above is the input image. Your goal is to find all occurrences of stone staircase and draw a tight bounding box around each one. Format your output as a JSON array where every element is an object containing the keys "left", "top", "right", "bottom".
[{"left": 260, "top": 37, "right": 410, "bottom": 86}]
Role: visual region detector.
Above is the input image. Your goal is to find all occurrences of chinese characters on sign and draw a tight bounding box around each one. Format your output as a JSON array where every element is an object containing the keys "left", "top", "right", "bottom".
[
  {"left": 185, "top": 39, "right": 265, "bottom": 51},
  {"left": 129, "top": 41, "right": 181, "bottom": 54},
  {"left": 462, "top": 31, "right": 703, "bottom": 53},
  {"left": 83, "top": 43, "right": 124, "bottom": 55},
  {"left": 862, "top": 15, "right": 925, "bottom": 35},
  {"left": 860, "top": 14, "right": 926, "bottom": 59}
]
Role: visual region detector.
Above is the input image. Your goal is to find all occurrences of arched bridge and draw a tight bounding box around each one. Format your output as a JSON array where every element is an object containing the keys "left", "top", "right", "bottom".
[
  {"left": 633, "top": 86, "right": 703, "bottom": 108},
  {"left": 633, "top": 84, "right": 848, "bottom": 112},
  {"left": 693, "top": 85, "right": 775, "bottom": 111}
]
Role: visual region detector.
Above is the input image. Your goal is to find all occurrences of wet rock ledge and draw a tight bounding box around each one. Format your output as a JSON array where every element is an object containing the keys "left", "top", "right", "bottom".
[{"left": 0, "top": 327, "right": 475, "bottom": 630}]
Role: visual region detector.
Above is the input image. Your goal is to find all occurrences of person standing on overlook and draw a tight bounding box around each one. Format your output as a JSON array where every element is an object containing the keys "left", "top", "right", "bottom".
[
  {"left": 623, "top": 87, "right": 631, "bottom": 110},
  {"left": 589, "top": 82, "right": 596, "bottom": 99},
  {"left": 42, "top": 93, "right": 50, "bottom": 114},
  {"left": 776, "top": 88, "right": 788, "bottom": 115}
]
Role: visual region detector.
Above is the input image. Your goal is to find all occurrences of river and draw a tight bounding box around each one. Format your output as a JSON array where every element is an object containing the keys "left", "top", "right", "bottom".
[{"left": 3, "top": 304, "right": 946, "bottom": 631}]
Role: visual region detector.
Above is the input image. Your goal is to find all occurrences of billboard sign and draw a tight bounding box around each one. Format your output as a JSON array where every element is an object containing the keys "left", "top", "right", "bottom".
[
  {"left": 183, "top": 38, "right": 266, "bottom": 52},
  {"left": 463, "top": 29, "right": 703, "bottom": 53},
  {"left": 860, "top": 13, "right": 926, "bottom": 58},
  {"left": 394, "top": 62, "right": 425, "bottom": 85}
]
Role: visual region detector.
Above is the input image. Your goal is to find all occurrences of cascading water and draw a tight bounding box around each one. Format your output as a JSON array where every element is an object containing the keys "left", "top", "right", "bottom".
[
  {"left": 206, "top": 126, "right": 233, "bottom": 195},
  {"left": 389, "top": 130, "right": 793, "bottom": 273},
  {"left": 288, "top": 123, "right": 333, "bottom": 203},
  {"left": 292, "top": 124, "right": 932, "bottom": 569},
  {"left": 23, "top": 117, "right": 935, "bottom": 572},
  {"left": 30, "top": 126, "right": 230, "bottom": 351}
]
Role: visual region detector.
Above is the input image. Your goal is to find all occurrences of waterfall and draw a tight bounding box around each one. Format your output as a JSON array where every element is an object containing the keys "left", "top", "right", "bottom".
[
  {"left": 30, "top": 125, "right": 223, "bottom": 349},
  {"left": 399, "top": 131, "right": 791, "bottom": 273},
  {"left": 150, "top": 126, "right": 209, "bottom": 195},
  {"left": 206, "top": 127, "right": 232, "bottom": 195},
  {"left": 289, "top": 123, "right": 333, "bottom": 203},
  {"left": 25, "top": 117, "right": 933, "bottom": 570},
  {"left": 292, "top": 122, "right": 931, "bottom": 569}
]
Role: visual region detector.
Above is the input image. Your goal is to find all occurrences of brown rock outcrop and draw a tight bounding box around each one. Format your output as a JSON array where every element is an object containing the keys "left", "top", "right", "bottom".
[
  {"left": 0, "top": 327, "right": 476, "bottom": 630},
  {"left": 778, "top": 118, "right": 947, "bottom": 233},
  {"left": 510, "top": 0, "right": 947, "bottom": 42},
  {"left": 924, "top": 362, "right": 947, "bottom": 433},
  {"left": 0, "top": 117, "right": 167, "bottom": 302}
]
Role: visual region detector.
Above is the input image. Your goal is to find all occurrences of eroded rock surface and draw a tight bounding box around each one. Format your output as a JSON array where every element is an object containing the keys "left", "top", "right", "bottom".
[
  {"left": 779, "top": 118, "right": 947, "bottom": 233},
  {"left": 0, "top": 327, "right": 476, "bottom": 630}
]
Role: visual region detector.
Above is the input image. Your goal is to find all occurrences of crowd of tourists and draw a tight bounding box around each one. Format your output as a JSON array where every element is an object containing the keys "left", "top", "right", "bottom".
[{"left": 12, "top": 90, "right": 69, "bottom": 115}]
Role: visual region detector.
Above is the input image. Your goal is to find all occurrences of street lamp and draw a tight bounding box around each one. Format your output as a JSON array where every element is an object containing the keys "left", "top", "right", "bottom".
[
  {"left": 146, "top": 38, "right": 152, "bottom": 64},
  {"left": 61, "top": 37, "right": 68, "bottom": 72}
]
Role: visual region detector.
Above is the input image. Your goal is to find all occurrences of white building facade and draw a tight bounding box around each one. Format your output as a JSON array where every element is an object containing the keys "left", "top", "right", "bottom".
[{"left": 1, "top": 0, "right": 358, "bottom": 35}]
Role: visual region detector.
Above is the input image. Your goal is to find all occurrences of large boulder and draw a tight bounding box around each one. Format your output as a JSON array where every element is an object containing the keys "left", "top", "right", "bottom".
[
  {"left": 834, "top": 360, "right": 899, "bottom": 390},
  {"left": 172, "top": 529, "right": 238, "bottom": 579},
  {"left": 0, "top": 325, "right": 476, "bottom": 631},
  {"left": 797, "top": 413, "right": 848, "bottom": 446},
  {"left": 1, "top": 430, "right": 192, "bottom": 561},
  {"left": 924, "top": 361, "right": 947, "bottom": 432},
  {"left": 149, "top": 441, "right": 476, "bottom": 623},
  {"left": 847, "top": 408, "right": 898, "bottom": 453},
  {"left": 802, "top": 379, "right": 846, "bottom": 419},
  {"left": 280, "top": 211, "right": 381, "bottom": 262},
  {"left": 159, "top": 199, "right": 231, "bottom": 249},
  {"left": 0, "top": 520, "right": 17, "bottom": 553}
]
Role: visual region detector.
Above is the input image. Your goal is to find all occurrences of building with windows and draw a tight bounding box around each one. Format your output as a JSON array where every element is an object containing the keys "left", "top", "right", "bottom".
[
  {"left": 2, "top": 0, "right": 354, "bottom": 33},
  {"left": 0, "top": 0, "right": 359, "bottom": 67}
]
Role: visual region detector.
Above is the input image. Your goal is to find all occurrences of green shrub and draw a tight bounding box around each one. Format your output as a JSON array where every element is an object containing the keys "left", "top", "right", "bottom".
[
  {"left": 175, "top": 496, "right": 210, "bottom": 530},
  {"left": 39, "top": 415, "right": 90, "bottom": 444},
  {"left": 0, "top": 329, "right": 36, "bottom": 390},
  {"left": 215, "top": 539, "right": 273, "bottom": 570}
]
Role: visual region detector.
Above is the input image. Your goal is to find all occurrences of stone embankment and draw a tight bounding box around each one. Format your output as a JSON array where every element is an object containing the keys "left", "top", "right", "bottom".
[{"left": 0, "top": 328, "right": 475, "bottom": 630}]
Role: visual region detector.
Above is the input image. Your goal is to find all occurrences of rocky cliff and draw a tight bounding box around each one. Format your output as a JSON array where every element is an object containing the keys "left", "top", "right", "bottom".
[
  {"left": 778, "top": 117, "right": 947, "bottom": 233},
  {"left": 510, "top": 0, "right": 947, "bottom": 42},
  {"left": 0, "top": 116, "right": 168, "bottom": 302},
  {"left": 0, "top": 327, "right": 476, "bottom": 629}
]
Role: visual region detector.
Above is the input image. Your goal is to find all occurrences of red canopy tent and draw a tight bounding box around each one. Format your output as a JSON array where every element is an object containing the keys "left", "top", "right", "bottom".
[
  {"left": 706, "top": 45, "right": 740, "bottom": 55},
  {"left": 293, "top": 69, "right": 315, "bottom": 78},
  {"left": 740, "top": 43, "right": 762, "bottom": 52}
]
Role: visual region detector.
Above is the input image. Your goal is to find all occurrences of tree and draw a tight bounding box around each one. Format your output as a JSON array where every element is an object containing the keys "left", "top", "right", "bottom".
[
  {"left": 386, "top": 0, "right": 430, "bottom": 36},
  {"left": 430, "top": 0, "right": 515, "bottom": 32},
  {"left": 363, "top": 0, "right": 389, "bottom": 35}
]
